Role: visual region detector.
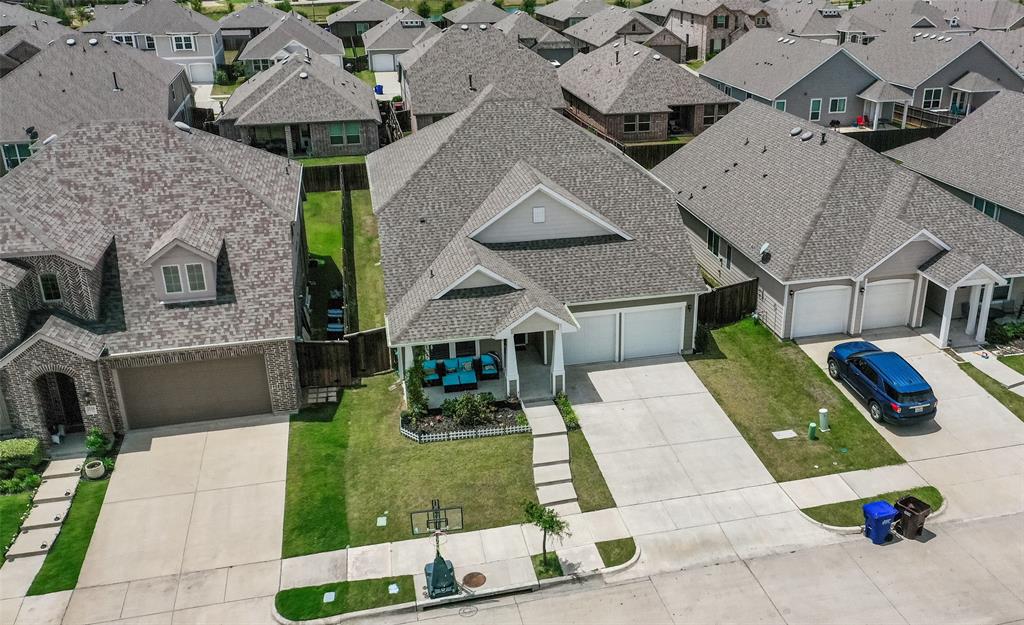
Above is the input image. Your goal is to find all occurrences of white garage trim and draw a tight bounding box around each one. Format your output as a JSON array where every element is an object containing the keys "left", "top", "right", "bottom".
[
  {"left": 563, "top": 310, "right": 619, "bottom": 365},
  {"left": 187, "top": 62, "right": 215, "bottom": 84},
  {"left": 790, "top": 284, "right": 853, "bottom": 338},
  {"left": 861, "top": 278, "right": 915, "bottom": 330},
  {"left": 370, "top": 53, "right": 396, "bottom": 71},
  {"left": 620, "top": 302, "right": 686, "bottom": 360}
]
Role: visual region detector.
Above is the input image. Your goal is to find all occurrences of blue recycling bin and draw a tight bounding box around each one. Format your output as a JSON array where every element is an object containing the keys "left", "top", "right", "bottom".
[
  {"left": 374, "top": 84, "right": 384, "bottom": 95},
  {"left": 863, "top": 500, "right": 898, "bottom": 545}
]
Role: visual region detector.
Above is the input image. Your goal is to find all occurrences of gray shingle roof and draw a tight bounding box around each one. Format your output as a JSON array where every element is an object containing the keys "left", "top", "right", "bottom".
[
  {"left": 973, "top": 28, "right": 1024, "bottom": 76},
  {"left": 884, "top": 90, "right": 1024, "bottom": 216},
  {"left": 0, "top": 260, "right": 27, "bottom": 288},
  {"left": 442, "top": 0, "right": 508, "bottom": 25},
  {"left": 81, "top": 2, "right": 143, "bottom": 33},
  {"left": 558, "top": 39, "right": 734, "bottom": 114},
  {"left": 145, "top": 211, "right": 223, "bottom": 263},
  {"left": 238, "top": 13, "right": 344, "bottom": 61},
  {"left": 398, "top": 25, "right": 565, "bottom": 117},
  {"left": 563, "top": 7, "right": 666, "bottom": 48},
  {"left": 362, "top": 8, "right": 438, "bottom": 51},
  {"left": 858, "top": 79, "right": 913, "bottom": 102},
  {"left": 701, "top": 29, "right": 868, "bottom": 100},
  {"left": 219, "top": 2, "right": 288, "bottom": 30},
  {"left": 1, "top": 1, "right": 62, "bottom": 29},
  {"left": 494, "top": 11, "right": 571, "bottom": 49},
  {"left": 652, "top": 100, "right": 1024, "bottom": 286},
  {"left": 37, "top": 316, "right": 107, "bottom": 359},
  {"left": 762, "top": 0, "right": 839, "bottom": 37},
  {"left": 836, "top": 0, "right": 947, "bottom": 34},
  {"left": 327, "top": 0, "right": 398, "bottom": 25},
  {"left": 0, "top": 34, "right": 185, "bottom": 145},
  {"left": 927, "top": 0, "right": 1024, "bottom": 31},
  {"left": 0, "top": 120, "right": 302, "bottom": 354},
  {"left": 367, "top": 87, "right": 704, "bottom": 345},
  {"left": 950, "top": 70, "right": 1004, "bottom": 92},
  {"left": 536, "top": 0, "right": 607, "bottom": 22},
  {"left": 93, "top": 0, "right": 219, "bottom": 35},
  {"left": 221, "top": 51, "right": 379, "bottom": 125},
  {"left": 842, "top": 32, "right": 1001, "bottom": 88}
]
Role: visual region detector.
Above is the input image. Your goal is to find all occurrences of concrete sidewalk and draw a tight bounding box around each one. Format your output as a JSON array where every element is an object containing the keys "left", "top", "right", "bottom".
[{"left": 958, "top": 348, "right": 1024, "bottom": 397}]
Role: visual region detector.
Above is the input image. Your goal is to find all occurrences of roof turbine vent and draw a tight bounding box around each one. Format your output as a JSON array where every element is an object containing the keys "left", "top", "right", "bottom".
[
  {"left": 65, "top": 37, "right": 75, "bottom": 46},
  {"left": 460, "top": 24, "right": 469, "bottom": 30},
  {"left": 88, "top": 38, "right": 98, "bottom": 46},
  {"left": 299, "top": 71, "right": 308, "bottom": 78},
  {"left": 479, "top": 23, "right": 487, "bottom": 30}
]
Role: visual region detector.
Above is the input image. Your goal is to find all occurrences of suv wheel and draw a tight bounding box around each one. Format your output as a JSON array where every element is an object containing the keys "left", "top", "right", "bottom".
[
  {"left": 868, "top": 401, "right": 884, "bottom": 423},
  {"left": 827, "top": 358, "right": 840, "bottom": 380}
]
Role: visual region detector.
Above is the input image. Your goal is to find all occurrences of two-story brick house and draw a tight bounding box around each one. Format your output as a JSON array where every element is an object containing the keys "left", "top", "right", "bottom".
[
  {"left": 637, "top": 0, "right": 774, "bottom": 61},
  {"left": 0, "top": 120, "right": 305, "bottom": 447}
]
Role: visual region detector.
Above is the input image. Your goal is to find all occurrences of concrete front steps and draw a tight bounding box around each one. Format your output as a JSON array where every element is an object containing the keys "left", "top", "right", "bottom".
[
  {"left": 6, "top": 458, "right": 83, "bottom": 562},
  {"left": 525, "top": 403, "right": 581, "bottom": 516}
]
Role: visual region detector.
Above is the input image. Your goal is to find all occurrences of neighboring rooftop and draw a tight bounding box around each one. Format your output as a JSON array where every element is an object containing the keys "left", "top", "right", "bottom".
[
  {"left": 398, "top": 25, "right": 565, "bottom": 116},
  {"left": 652, "top": 100, "right": 1024, "bottom": 287},
  {"left": 972, "top": 28, "right": 1024, "bottom": 75},
  {"left": 0, "top": 34, "right": 186, "bottom": 144},
  {"left": 81, "top": 2, "right": 143, "bottom": 32},
  {"left": 885, "top": 90, "right": 1024, "bottom": 215},
  {"left": 442, "top": 0, "right": 508, "bottom": 25},
  {"left": 835, "top": 0, "right": 949, "bottom": 35},
  {"left": 84, "top": 0, "right": 218, "bottom": 35},
  {"left": 1, "top": 1, "right": 61, "bottom": 30},
  {"left": 927, "top": 0, "right": 1024, "bottom": 31},
  {"left": 218, "top": 2, "right": 287, "bottom": 31},
  {"left": 361, "top": 8, "right": 438, "bottom": 51},
  {"left": 327, "top": 0, "right": 399, "bottom": 25},
  {"left": 367, "top": 87, "right": 704, "bottom": 345},
  {"left": 237, "top": 12, "right": 344, "bottom": 61},
  {"left": 221, "top": 51, "right": 379, "bottom": 126},
  {"left": 535, "top": 0, "right": 606, "bottom": 22},
  {"left": 763, "top": 0, "right": 843, "bottom": 38},
  {"left": 564, "top": 7, "right": 668, "bottom": 48},
  {"left": 0, "top": 120, "right": 302, "bottom": 354},
  {"left": 700, "top": 29, "right": 870, "bottom": 100},
  {"left": 558, "top": 39, "right": 734, "bottom": 114},
  {"left": 494, "top": 10, "right": 571, "bottom": 49}
]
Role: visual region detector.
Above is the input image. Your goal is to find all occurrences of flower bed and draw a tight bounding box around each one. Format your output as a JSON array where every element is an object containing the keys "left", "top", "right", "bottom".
[{"left": 399, "top": 393, "right": 529, "bottom": 443}]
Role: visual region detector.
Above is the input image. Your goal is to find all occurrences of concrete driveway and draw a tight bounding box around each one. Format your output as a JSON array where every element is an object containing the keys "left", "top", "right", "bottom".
[
  {"left": 799, "top": 327, "right": 1024, "bottom": 521},
  {"left": 77, "top": 413, "right": 289, "bottom": 588}
]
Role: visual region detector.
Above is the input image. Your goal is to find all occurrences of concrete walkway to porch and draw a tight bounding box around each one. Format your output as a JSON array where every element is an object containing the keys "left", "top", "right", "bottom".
[
  {"left": 958, "top": 347, "right": 1024, "bottom": 397},
  {"left": 524, "top": 402, "right": 578, "bottom": 516}
]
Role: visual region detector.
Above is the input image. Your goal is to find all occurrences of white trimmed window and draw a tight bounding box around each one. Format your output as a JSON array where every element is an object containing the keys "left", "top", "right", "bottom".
[
  {"left": 706, "top": 229, "right": 721, "bottom": 256},
  {"left": 755, "top": 15, "right": 767, "bottom": 26},
  {"left": 185, "top": 263, "right": 206, "bottom": 291},
  {"left": 713, "top": 14, "right": 728, "bottom": 28},
  {"left": 172, "top": 35, "right": 195, "bottom": 51},
  {"left": 972, "top": 197, "right": 1001, "bottom": 219},
  {"left": 624, "top": 113, "right": 652, "bottom": 133},
  {"left": 2, "top": 143, "right": 32, "bottom": 170},
  {"left": 140, "top": 35, "right": 155, "bottom": 50},
  {"left": 162, "top": 265, "right": 183, "bottom": 294},
  {"left": 532, "top": 206, "right": 546, "bottom": 223},
  {"left": 112, "top": 33, "right": 135, "bottom": 47},
  {"left": 828, "top": 97, "right": 847, "bottom": 114},
  {"left": 39, "top": 273, "right": 61, "bottom": 302},
  {"left": 251, "top": 59, "right": 273, "bottom": 71},
  {"left": 809, "top": 98, "right": 822, "bottom": 121},
  {"left": 774, "top": 100, "right": 786, "bottom": 112},
  {"left": 329, "top": 121, "right": 361, "bottom": 145},
  {"left": 922, "top": 87, "right": 942, "bottom": 109}
]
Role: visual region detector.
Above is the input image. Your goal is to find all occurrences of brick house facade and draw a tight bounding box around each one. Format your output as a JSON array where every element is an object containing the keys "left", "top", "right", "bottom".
[
  {"left": 644, "top": 3, "right": 772, "bottom": 61},
  {"left": 223, "top": 120, "right": 380, "bottom": 158},
  {"left": 563, "top": 91, "right": 731, "bottom": 142}
]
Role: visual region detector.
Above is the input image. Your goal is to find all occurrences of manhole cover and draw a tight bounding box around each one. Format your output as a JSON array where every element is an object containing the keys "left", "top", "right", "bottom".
[{"left": 462, "top": 572, "right": 486, "bottom": 588}]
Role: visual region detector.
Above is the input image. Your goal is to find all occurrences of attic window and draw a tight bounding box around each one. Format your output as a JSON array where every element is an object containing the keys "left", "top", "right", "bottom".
[
  {"left": 39, "top": 273, "right": 62, "bottom": 302},
  {"left": 162, "top": 266, "right": 184, "bottom": 294},
  {"left": 532, "top": 206, "right": 546, "bottom": 223}
]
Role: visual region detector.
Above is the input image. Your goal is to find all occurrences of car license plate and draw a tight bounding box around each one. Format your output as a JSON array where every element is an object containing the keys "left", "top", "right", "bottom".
[{"left": 914, "top": 404, "right": 928, "bottom": 413}]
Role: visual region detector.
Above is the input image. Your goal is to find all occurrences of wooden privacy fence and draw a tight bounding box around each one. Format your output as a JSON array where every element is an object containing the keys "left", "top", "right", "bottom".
[
  {"left": 698, "top": 278, "right": 758, "bottom": 326},
  {"left": 296, "top": 341, "right": 355, "bottom": 387},
  {"left": 301, "top": 163, "right": 370, "bottom": 192},
  {"left": 846, "top": 125, "right": 950, "bottom": 153},
  {"left": 345, "top": 327, "right": 393, "bottom": 377}
]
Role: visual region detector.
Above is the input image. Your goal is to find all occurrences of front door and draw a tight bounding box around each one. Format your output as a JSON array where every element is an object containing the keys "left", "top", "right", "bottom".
[{"left": 950, "top": 90, "right": 967, "bottom": 115}]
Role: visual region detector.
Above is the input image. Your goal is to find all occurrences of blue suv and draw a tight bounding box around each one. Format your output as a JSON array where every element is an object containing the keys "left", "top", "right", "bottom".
[{"left": 827, "top": 341, "right": 937, "bottom": 424}]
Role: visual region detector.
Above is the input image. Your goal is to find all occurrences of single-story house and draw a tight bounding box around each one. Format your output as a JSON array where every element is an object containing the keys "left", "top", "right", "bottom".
[
  {"left": 884, "top": 90, "right": 1024, "bottom": 236},
  {"left": 0, "top": 120, "right": 304, "bottom": 447},
  {"left": 237, "top": 13, "right": 346, "bottom": 72},
  {"left": 82, "top": 0, "right": 224, "bottom": 85},
  {"left": 636, "top": 0, "right": 774, "bottom": 61},
  {"left": 535, "top": 0, "right": 607, "bottom": 32},
  {"left": 368, "top": 87, "right": 705, "bottom": 405},
  {"left": 494, "top": 10, "right": 574, "bottom": 65},
  {"left": 652, "top": 100, "right": 1024, "bottom": 348},
  {"left": 699, "top": 29, "right": 882, "bottom": 128},
  {"left": 398, "top": 25, "right": 565, "bottom": 131},
  {"left": 362, "top": 8, "right": 439, "bottom": 72},
  {"left": 218, "top": 2, "right": 287, "bottom": 51},
  {"left": 441, "top": 0, "right": 508, "bottom": 28},
  {"left": 219, "top": 51, "right": 380, "bottom": 157},
  {"left": 564, "top": 7, "right": 684, "bottom": 62},
  {"left": 1, "top": 33, "right": 192, "bottom": 174},
  {"left": 327, "top": 0, "right": 399, "bottom": 49},
  {"left": 558, "top": 39, "right": 736, "bottom": 142}
]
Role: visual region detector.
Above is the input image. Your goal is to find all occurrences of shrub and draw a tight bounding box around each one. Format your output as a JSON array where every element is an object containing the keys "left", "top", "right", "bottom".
[
  {"left": 214, "top": 69, "right": 231, "bottom": 85},
  {"left": 441, "top": 393, "right": 497, "bottom": 428},
  {"left": 0, "top": 479, "right": 21, "bottom": 494},
  {"left": 415, "top": 0, "right": 430, "bottom": 17},
  {"left": 522, "top": 0, "right": 535, "bottom": 14},
  {"left": 391, "top": 95, "right": 403, "bottom": 102},
  {"left": 986, "top": 321, "right": 1024, "bottom": 346},
  {"left": 493, "top": 0, "right": 503, "bottom": 8},
  {"left": 0, "top": 438, "right": 43, "bottom": 471},
  {"left": 554, "top": 393, "right": 579, "bottom": 430},
  {"left": 85, "top": 427, "right": 110, "bottom": 457},
  {"left": 441, "top": 0, "right": 455, "bottom": 13},
  {"left": 21, "top": 474, "right": 41, "bottom": 490},
  {"left": 101, "top": 457, "right": 116, "bottom": 472},
  {"left": 404, "top": 347, "right": 428, "bottom": 427},
  {"left": 12, "top": 468, "right": 34, "bottom": 481},
  {"left": 189, "top": 0, "right": 202, "bottom": 12},
  {"left": 274, "top": 0, "right": 292, "bottom": 11}
]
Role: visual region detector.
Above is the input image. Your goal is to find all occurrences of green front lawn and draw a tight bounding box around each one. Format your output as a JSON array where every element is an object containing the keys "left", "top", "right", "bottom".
[
  {"left": 354, "top": 70, "right": 376, "bottom": 86},
  {"left": 275, "top": 576, "right": 415, "bottom": 621},
  {"left": 296, "top": 155, "right": 366, "bottom": 166},
  {"left": 595, "top": 537, "right": 635, "bottom": 568},
  {"left": 304, "top": 191, "right": 344, "bottom": 340},
  {"left": 293, "top": 3, "right": 348, "bottom": 22},
  {"left": 28, "top": 480, "right": 109, "bottom": 595},
  {"left": 346, "top": 46, "right": 366, "bottom": 59},
  {"left": 567, "top": 430, "right": 615, "bottom": 512},
  {"left": 0, "top": 493, "right": 32, "bottom": 564},
  {"left": 960, "top": 363, "right": 1024, "bottom": 422},
  {"left": 686, "top": 59, "right": 705, "bottom": 70},
  {"left": 1001, "top": 355, "right": 1024, "bottom": 376},
  {"left": 350, "top": 189, "right": 385, "bottom": 329},
  {"left": 686, "top": 318, "right": 904, "bottom": 482},
  {"left": 283, "top": 375, "right": 537, "bottom": 555},
  {"left": 801, "top": 486, "right": 943, "bottom": 527},
  {"left": 211, "top": 81, "right": 244, "bottom": 97}
]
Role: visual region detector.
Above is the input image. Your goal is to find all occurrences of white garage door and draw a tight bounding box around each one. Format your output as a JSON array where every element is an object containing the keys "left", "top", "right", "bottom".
[
  {"left": 622, "top": 306, "right": 684, "bottom": 360},
  {"left": 791, "top": 285, "right": 852, "bottom": 338},
  {"left": 188, "top": 62, "right": 215, "bottom": 84},
  {"left": 370, "top": 53, "right": 395, "bottom": 71},
  {"left": 862, "top": 279, "right": 914, "bottom": 330},
  {"left": 564, "top": 313, "right": 617, "bottom": 365}
]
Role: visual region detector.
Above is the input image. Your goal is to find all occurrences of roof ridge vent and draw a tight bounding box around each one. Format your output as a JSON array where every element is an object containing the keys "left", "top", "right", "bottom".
[
  {"left": 299, "top": 71, "right": 308, "bottom": 78},
  {"left": 460, "top": 24, "right": 469, "bottom": 30},
  {"left": 652, "top": 53, "right": 660, "bottom": 60},
  {"left": 479, "top": 23, "right": 487, "bottom": 29}
]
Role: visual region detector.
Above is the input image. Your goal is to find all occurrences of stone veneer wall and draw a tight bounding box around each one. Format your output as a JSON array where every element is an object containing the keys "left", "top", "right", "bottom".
[
  {"left": 16, "top": 254, "right": 105, "bottom": 322},
  {"left": 0, "top": 280, "right": 32, "bottom": 353}
]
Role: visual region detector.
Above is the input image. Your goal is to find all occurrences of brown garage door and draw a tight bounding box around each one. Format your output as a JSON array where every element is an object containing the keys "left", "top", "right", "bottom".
[{"left": 117, "top": 355, "right": 272, "bottom": 429}]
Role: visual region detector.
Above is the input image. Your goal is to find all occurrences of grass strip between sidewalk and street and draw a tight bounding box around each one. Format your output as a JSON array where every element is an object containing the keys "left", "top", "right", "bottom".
[
  {"left": 1000, "top": 355, "right": 1024, "bottom": 376},
  {"left": 567, "top": 429, "right": 615, "bottom": 512},
  {"left": 531, "top": 553, "right": 563, "bottom": 580},
  {"left": 595, "top": 537, "right": 636, "bottom": 568},
  {"left": 275, "top": 576, "right": 415, "bottom": 621},
  {"left": 686, "top": 318, "right": 904, "bottom": 482},
  {"left": 27, "top": 479, "right": 109, "bottom": 595},
  {"left": 959, "top": 363, "right": 1024, "bottom": 422},
  {"left": 801, "top": 486, "right": 943, "bottom": 528}
]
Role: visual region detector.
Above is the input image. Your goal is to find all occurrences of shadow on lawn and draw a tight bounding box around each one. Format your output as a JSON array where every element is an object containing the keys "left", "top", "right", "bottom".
[{"left": 308, "top": 254, "right": 344, "bottom": 340}]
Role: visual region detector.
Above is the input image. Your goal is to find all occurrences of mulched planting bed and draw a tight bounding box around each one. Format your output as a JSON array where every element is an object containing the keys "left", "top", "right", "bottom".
[{"left": 401, "top": 401, "right": 524, "bottom": 435}]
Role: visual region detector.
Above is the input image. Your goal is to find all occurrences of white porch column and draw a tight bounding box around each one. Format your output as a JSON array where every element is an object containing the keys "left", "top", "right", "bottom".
[
  {"left": 976, "top": 283, "right": 995, "bottom": 343},
  {"left": 872, "top": 103, "right": 880, "bottom": 130},
  {"left": 901, "top": 101, "right": 909, "bottom": 128},
  {"left": 505, "top": 338, "right": 519, "bottom": 399},
  {"left": 551, "top": 330, "right": 565, "bottom": 396},
  {"left": 938, "top": 286, "right": 957, "bottom": 347},
  {"left": 398, "top": 345, "right": 413, "bottom": 379},
  {"left": 965, "top": 284, "right": 982, "bottom": 335}
]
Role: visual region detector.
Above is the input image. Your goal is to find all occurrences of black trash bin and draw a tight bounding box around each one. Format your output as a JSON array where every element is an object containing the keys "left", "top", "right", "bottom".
[{"left": 894, "top": 495, "right": 932, "bottom": 538}]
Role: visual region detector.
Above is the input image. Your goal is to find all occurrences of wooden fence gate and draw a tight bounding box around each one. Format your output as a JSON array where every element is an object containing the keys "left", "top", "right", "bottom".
[
  {"left": 296, "top": 341, "right": 355, "bottom": 387},
  {"left": 698, "top": 278, "right": 758, "bottom": 326},
  {"left": 344, "top": 328, "right": 393, "bottom": 377}
]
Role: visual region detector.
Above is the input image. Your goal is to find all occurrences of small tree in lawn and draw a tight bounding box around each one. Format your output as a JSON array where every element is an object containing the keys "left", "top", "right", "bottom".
[
  {"left": 415, "top": 0, "right": 431, "bottom": 17},
  {"left": 404, "top": 346, "right": 428, "bottom": 427},
  {"left": 442, "top": 0, "right": 455, "bottom": 13},
  {"left": 524, "top": 501, "right": 569, "bottom": 566},
  {"left": 522, "top": 0, "right": 536, "bottom": 14}
]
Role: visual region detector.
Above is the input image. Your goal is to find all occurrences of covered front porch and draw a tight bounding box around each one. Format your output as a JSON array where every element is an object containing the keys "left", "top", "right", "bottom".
[
  {"left": 921, "top": 268, "right": 1017, "bottom": 348},
  {"left": 855, "top": 81, "right": 913, "bottom": 131}
]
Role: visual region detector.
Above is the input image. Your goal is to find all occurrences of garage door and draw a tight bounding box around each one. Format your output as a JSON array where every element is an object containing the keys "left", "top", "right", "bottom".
[
  {"left": 791, "top": 285, "right": 852, "bottom": 338},
  {"left": 622, "top": 306, "right": 684, "bottom": 360},
  {"left": 370, "top": 53, "right": 395, "bottom": 72},
  {"left": 117, "top": 355, "right": 272, "bottom": 429},
  {"left": 862, "top": 279, "right": 914, "bottom": 330},
  {"left": 564, "top": 313, "right": 617, "bottom": 365},
  {"left": 188, "top": 62, "right": 215, "bottom": 84}
]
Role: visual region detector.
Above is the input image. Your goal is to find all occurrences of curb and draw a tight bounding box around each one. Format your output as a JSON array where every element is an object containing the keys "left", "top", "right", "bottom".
[
  {"left": 538, "top": 538, "right": 643, "bottom": 588},
  {"left": 272, "top": 601, "right": 418, "bottom": 625},
  {"left": 800, "top": 499, "right": 947, "bottom": 535}
]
